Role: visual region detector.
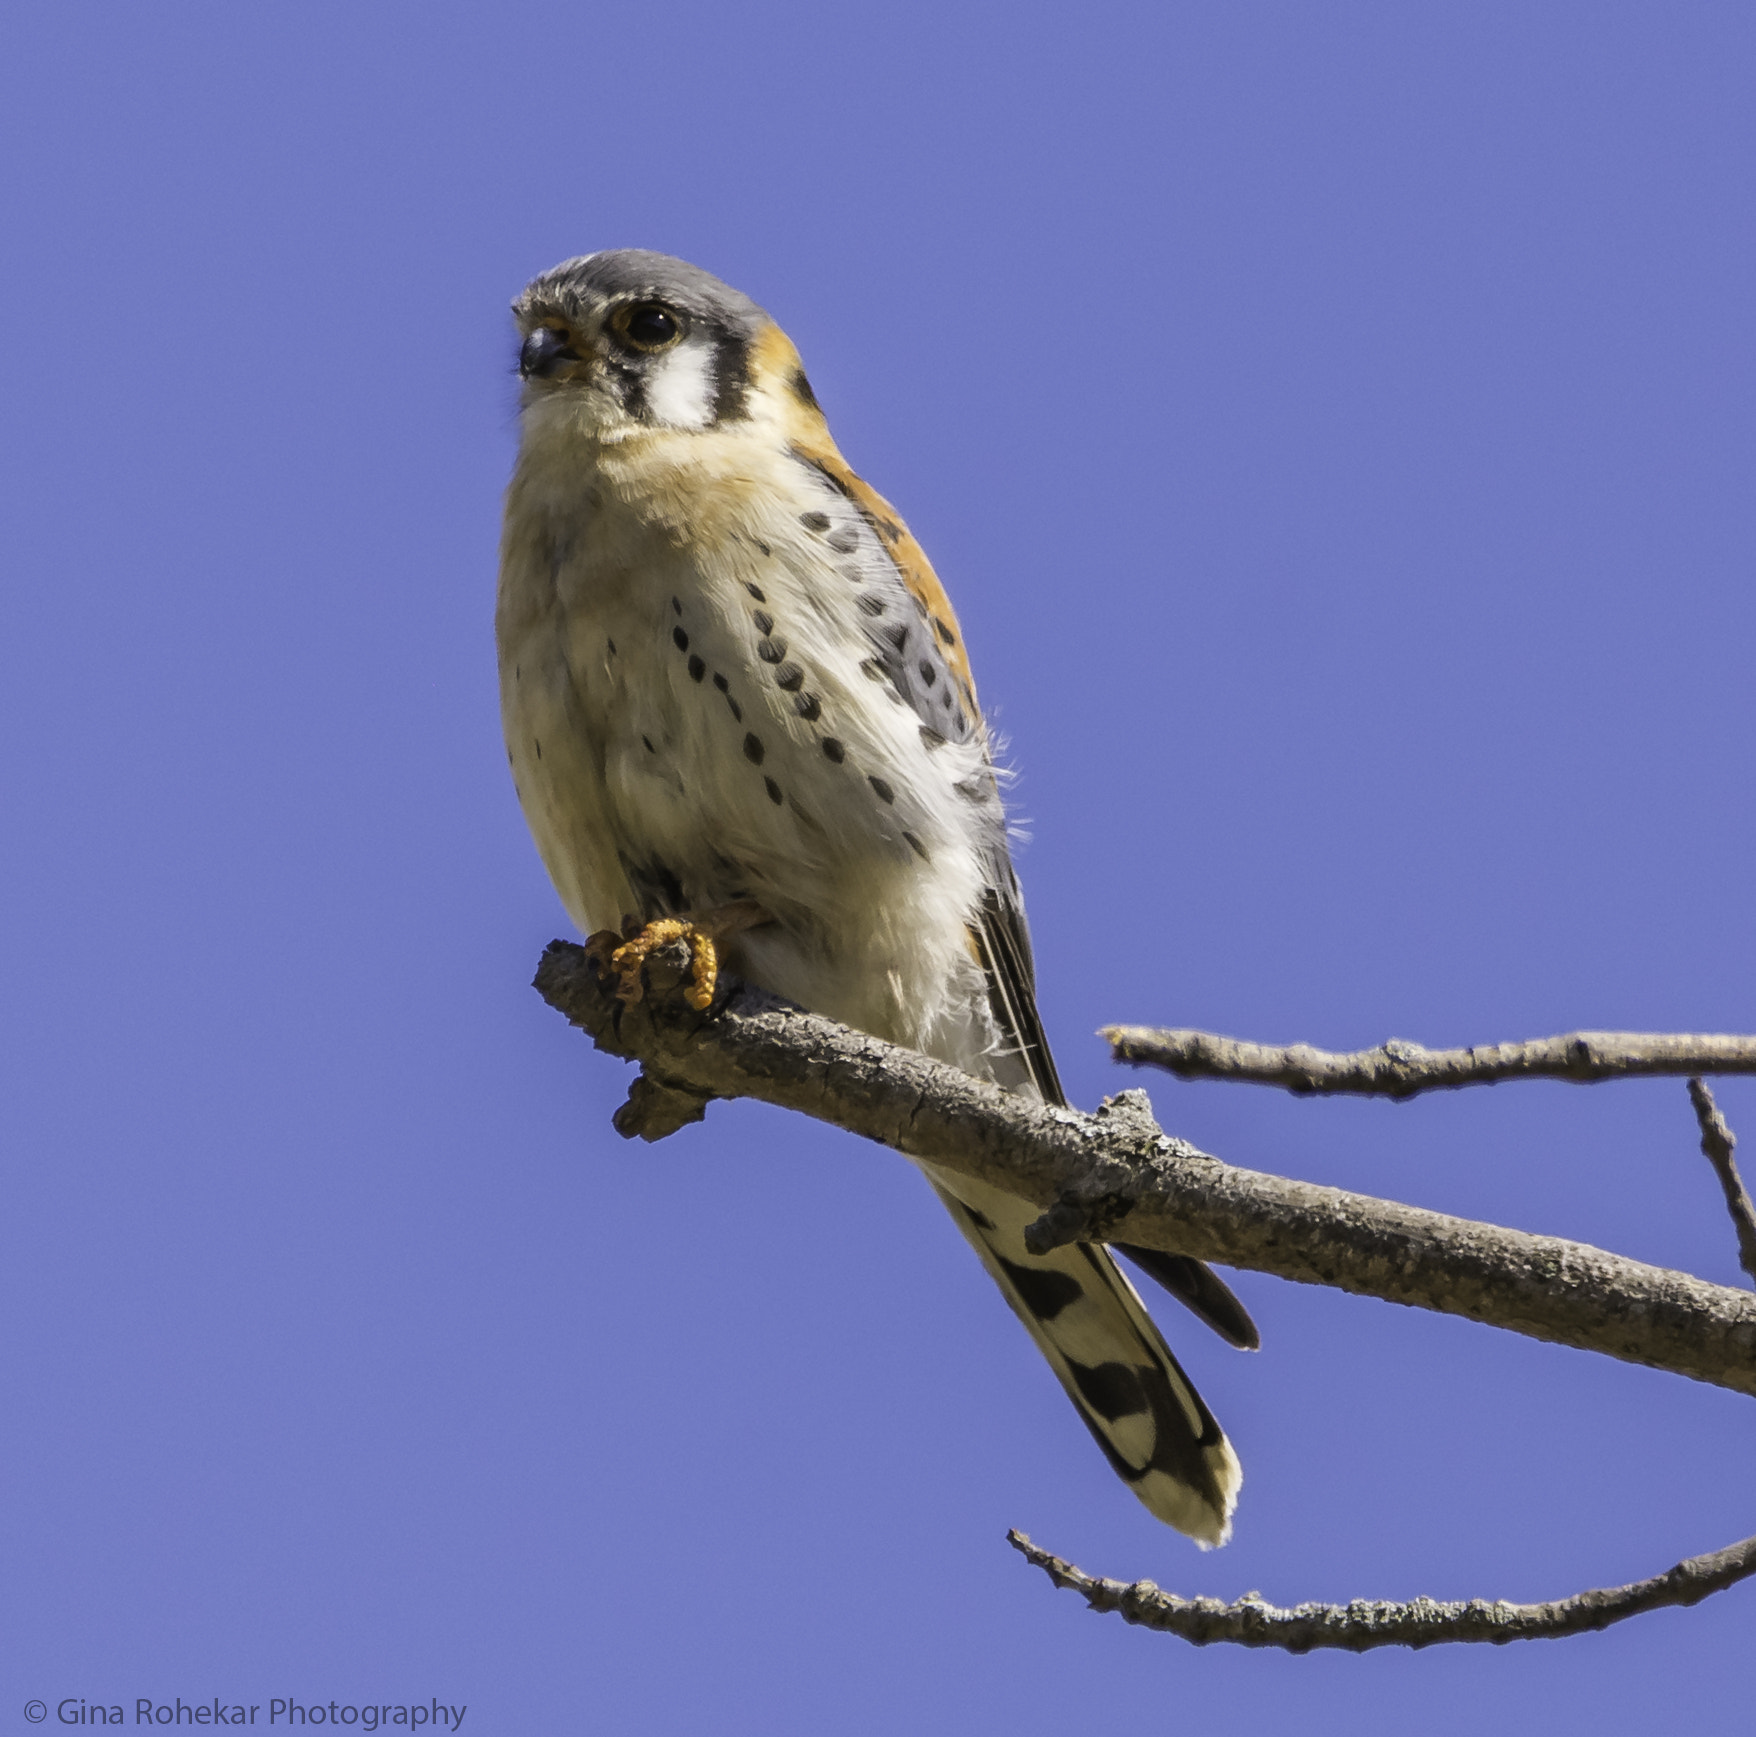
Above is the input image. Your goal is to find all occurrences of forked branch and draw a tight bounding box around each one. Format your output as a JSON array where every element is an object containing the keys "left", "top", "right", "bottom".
[
  {"left": 535, "top": 938, "right": 1756, "bottom": 1393},
  {"left": 532, "top": 939, "right": 1756, "bottom": 1651}
]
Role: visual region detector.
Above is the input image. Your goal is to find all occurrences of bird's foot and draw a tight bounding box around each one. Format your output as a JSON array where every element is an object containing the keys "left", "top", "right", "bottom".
[
  {"left": 587, "top": 900, "right": 768, "bottom": 1013},
  {"left": 586, "top": 918, "right": 717, "bottom": 1011}
]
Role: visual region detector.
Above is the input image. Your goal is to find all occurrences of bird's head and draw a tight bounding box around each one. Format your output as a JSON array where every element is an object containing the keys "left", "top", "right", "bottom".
[{"left": 512, "top": 249, "right": 822, "bottom": 443}]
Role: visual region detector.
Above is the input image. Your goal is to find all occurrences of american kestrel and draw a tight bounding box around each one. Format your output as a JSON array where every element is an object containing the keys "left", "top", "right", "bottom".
[{"left": 497, "top": 250, "right": 1256, "bottom": 1545}]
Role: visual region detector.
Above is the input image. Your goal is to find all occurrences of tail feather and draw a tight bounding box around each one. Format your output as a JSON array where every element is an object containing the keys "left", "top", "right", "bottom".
[
  {"left": 1113, "top": 1245, "right": 1261, "bottom": 1351},
  {"left": 960, "top": 888, "right": 1248, "bottom": 1542},
  {"left": 969, "top": 903, "right": 1260, "bottom": 1352},
  {"left": 926, "top": 1167, "right": 1242, "bottom": 1547}
]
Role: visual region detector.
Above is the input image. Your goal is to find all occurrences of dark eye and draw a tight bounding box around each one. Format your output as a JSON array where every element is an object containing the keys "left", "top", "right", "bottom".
[{"left": 619, "top": 303, "right": 681, "bottom": 351}]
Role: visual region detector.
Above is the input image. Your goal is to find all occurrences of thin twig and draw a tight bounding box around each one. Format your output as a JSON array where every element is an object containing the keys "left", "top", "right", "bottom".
[
  {"left": 1007, "top": 1529, "right": 1756, "bottom": 1651},
  {"left": 1688, "top": 1079, "right": 1756, "bottom": 1287},
  {"left": 533, "top": 941, "right": 1756, "bottom": 1397},
  {"left": 1105, "top": 1027, "right": 1756, "bottom": 1100}
]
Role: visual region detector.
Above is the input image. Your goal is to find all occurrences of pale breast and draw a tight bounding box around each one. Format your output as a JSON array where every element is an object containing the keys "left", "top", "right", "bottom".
[{"left": 498, "top": 426, "right": 1010, "bottom": 1062}]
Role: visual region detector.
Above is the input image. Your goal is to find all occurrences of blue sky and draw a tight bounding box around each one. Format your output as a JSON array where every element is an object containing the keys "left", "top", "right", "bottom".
[{"left": 4, "top": 2, "right": 1755, "bottom": 1730}]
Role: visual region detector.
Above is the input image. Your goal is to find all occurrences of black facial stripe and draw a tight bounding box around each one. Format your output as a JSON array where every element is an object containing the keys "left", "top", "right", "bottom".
[
  {"left": 611, "top": 330, "right": 750, "bottom": 428},
  {"left": 711, "top": 330, "right": 752, "bottom": 422},
  {"left": 603, "top": 355, "right": 645, "bottom": 420}
]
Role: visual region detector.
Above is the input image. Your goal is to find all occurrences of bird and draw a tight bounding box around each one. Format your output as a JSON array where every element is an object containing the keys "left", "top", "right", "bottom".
[{"left": 497, "top": 249, "right": 1257, "bottom": 1546}]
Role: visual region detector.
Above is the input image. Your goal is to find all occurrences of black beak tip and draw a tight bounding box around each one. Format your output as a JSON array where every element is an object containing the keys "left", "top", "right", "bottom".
[{"left": 519, "top": 327, "right": 576, "bottom": 380}]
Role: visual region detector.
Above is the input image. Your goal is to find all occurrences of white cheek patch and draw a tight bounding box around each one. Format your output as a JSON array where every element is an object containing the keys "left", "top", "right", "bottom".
[{"left": 643, "top": 340, "right": 716, "bottom": 430}]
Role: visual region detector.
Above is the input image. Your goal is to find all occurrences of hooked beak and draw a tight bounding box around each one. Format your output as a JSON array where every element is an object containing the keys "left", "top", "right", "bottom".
[{"left": 519, "top": 326, "right": 584, "bottom": 380}]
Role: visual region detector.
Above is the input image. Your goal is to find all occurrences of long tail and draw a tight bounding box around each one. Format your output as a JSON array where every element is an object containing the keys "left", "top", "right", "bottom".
[
  {"left": 971, "top": 894, "right": 1258, "bottom": 1351},
  {"left": 924, "top": 1165, "right": 1242, "bottom": 1547}
]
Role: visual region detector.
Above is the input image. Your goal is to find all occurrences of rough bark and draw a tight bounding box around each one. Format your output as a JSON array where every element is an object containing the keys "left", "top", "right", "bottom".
[
  {"left": 532, "top": 939, "right": 1756, "bottom": 1651},
  {"left": 1105, "top": 1026, "right": 1756, "bottom": 1099},
  {"left": 1689, "top": 1079, "right": 1756, "bottom": 1288},
  {"left": 533, "top": 939, "right": 1756, "bottom": 1398},
  {"left": 1007, "top": 1529, "right": 1756, "bottom": 1651}
]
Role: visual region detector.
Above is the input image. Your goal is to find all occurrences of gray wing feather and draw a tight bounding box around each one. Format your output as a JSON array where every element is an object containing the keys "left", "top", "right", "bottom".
[{"left": 792, "top": 451, "right": 1256, "bottom": 1534}]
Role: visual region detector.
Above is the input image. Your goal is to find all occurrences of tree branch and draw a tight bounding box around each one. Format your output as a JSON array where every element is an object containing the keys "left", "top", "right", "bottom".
[
  {"left": 1689, "top": 1079, "right": 1756, "bottom": 1287},
  {"left": 534, "top": 940, "right": 1756, "bottom": 1650},
  {"left": 533, "top": 940, "right": 1756, "bottom": 1397},
  {"left": 1006, "top": 1528, "right": 1756, "bottom": 1652},
  {"left": 1103, "top": 1027, "right": 1756, "bottom": 1099}
]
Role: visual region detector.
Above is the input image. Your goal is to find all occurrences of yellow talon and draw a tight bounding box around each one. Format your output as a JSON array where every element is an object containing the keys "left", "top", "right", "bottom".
[
  {"left": 604, "top": 918, "right": 719, "bottom": 1011},
  {"left": 682, "top": 932, "right": 718, "bottom": 1010}
]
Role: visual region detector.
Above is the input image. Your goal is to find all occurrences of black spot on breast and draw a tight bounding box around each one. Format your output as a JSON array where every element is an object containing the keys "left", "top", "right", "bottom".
[
  {"left": 727, "top": 696, "right": 743, "bottom": 721},
  {"left": 791, "top": 368, "right": 820, "bottom": 411},
  {"left": 672, "top": 625, "right": 689, "bottom": 651},
  {"left": 861, "top": 659, "right": 886, "bottom": 682},
  {"left": 606, "top": 638, "right": 617, "bottom": 656},
  {"left": 794, "top": 691, "right": 821, "bottom": 721},
  {"left": 885, "top": 623, "right": 910, "bottom": 651},
  {"left": 858, "top": 593, "right": 886, "bottom": 616},
  {"left": 995, "top": 1256, "right": 1083, "bottom": 1322},
  {"left": 764, "top": 777, "right": 783, "bottom": 805},
  {"left": 755, "top": 539, "right": 771, "bottom": 557},
  {"left": 687, "top": 654, "right": 705, "bottom": 682},
  {"left": 1068, "top": 1361, "right": 1150, "bottom": 1423},
  {"left": 642, "top": 735, "right": 655, "bottom": 753},
  {"left": 902, "top": 831, "right": 929, "bottom": 861},
  {"left": 962, "top": 1203, "right": 996, "bottom": 1231},
  {"left": 743, "top": 733, "right": 765, "bottom": 764},
  {"left": 868, "top": 775, "right": 894, "bottom": 804},
  {"left": 827, "top": 527, "right": 859, "bottom": 554},
  {"left": 746, "top": 582, "right": 766, "bottom": 602},
  {"left": 757, "top": 637, "right": 787, "bottom": 663},
  {"left": 919, "top": 726, "right": 946, "bottom": 750},
  {"left": 533, "top": 737, "right": 542, "bottom": 760},
  {"left": 879, "top": 519, "right": 903, "bottom": 543},
  {"left": 933, "top": 617, "right": 957, "bottom": 646},
  {"left": 822, "top": 737, "right": 845, "bottom": 762},
  {"left": 671, "top": 596, "right": 682, "bottom": 615},
  {"left": 918, "top": 660, "right": 937, "bottom": 685},
  {"left": 774, "top": 662, "right": 804, "bottom": 691},
  {"left": 800, "top": 511, "right": 831, "bottom": 532},
  {"left": 712, "top": 672, "right": 729, "bottom": 691},
  {"left": 753, "top": 610, "right": 774, "bottom": 635}
]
